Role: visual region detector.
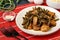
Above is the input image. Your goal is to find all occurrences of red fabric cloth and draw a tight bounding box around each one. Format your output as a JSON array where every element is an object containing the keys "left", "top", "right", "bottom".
[{"left": 0, "top": 0, "right": 60, "bottom": 40}]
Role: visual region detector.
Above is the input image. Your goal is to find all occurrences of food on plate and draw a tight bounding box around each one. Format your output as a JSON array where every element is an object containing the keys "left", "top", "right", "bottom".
[
  {"left": 0, "top": 0, "right": 21, "bottom": 11},
  {"left": 41, "top": 24, "right": 50, "bottom": 32},
  {"left": 22, "top": 7, "right": 58, "bottom": 32}
]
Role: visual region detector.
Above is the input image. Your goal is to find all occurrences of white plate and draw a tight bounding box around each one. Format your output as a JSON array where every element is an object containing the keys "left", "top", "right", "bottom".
[{"left": 16, "top": 6, "right": 60, "bottom": 35}]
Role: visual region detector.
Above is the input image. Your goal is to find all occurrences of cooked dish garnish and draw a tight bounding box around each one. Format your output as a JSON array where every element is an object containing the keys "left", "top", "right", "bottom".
[{"left": 22, "top": 7, "right": 58, "bottom": 32}]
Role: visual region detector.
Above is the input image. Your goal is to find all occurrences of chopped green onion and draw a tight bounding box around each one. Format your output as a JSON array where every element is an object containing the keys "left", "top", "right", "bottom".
[{"left": 55, "top": 18, "right": 59, "bottom": 21}]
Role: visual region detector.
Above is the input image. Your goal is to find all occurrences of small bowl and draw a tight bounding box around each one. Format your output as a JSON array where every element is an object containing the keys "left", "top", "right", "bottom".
[
  {"left": 46, "top": 0, "right": 60, "bottom": 9},
  {"left": 2, "top": 11, "right": 16, "bottom": 21}
]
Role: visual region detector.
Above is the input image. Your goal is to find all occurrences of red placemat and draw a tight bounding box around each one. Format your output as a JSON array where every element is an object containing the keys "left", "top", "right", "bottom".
[{"left": 0, "top": 0, "right": 60, "bottom": 40}]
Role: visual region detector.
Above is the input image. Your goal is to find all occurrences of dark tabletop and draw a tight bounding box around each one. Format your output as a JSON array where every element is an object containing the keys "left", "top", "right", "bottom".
[{"left": 15, "top": 0, "right": 29, "bottom": 5}]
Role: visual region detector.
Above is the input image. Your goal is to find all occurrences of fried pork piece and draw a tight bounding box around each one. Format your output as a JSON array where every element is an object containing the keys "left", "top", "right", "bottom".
[
  {"left": 41, "top": 24, "right": 50, "bottom": 32},
  {"left": 48, "top": 11, "right": 55, "bottom": 17},
  {"left": 50, "top": 20, "right": 56, "bottom": 26},
  {"left": 28, "top": 24, "right": 32, "bottom": 30},
  {"left": 33, "top": 16, "right": 38, "bottom": 25},
  {"left": 32, "top": 10, "right": 38, "bottom": 14},
  {"left": 33, "top": 16, "right": 40, "bottom": 31},
  {"left": 33, "top": 25, "right": 40, "bottom": 31}
]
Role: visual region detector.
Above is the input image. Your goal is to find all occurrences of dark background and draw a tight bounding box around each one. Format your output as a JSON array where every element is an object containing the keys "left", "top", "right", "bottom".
[{"left": 15, "top": 0, "right": 29, "bottom": 5}]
